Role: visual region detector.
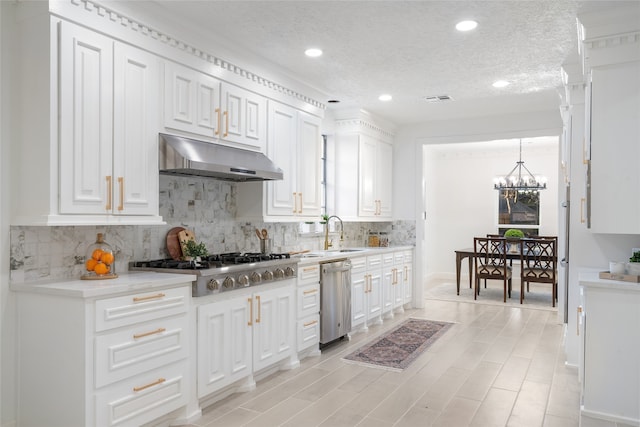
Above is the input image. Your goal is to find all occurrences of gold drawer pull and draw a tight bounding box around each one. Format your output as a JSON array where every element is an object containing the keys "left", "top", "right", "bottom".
[
  {"left": 256, "top": 295, "right": 261, "bottom": 323},
  {"left": 223, "top": 110, "right": 229, "bottom": 137},
  {"left": 133, "top": 377, "right": 165, "bottom": 392},
  {"left": 105, "top": 176, "right": 112, "bottom": 211},
  {"left": 117, "top": 177, "right": 124, "bottom": 211},
  {"left": 577, "top": 306, "right": 583, "bottom": 336},
  {"left": 215, "top": 108, "right": 221, "bottom": 136},
  {"left": 304, "top": 320, "right": 318, "bottom": 327},
  {"left": 133, "top": 293, "right": 166, "bottom": 303},
  {"left": 303, "top": 289, "right": 318, "bottom": 295},
  {"left": 133, "top": 327, "right": 166, "bottom": 340},
  {"left": 303, "top": 266, "right": 318, "bottom": 272}
]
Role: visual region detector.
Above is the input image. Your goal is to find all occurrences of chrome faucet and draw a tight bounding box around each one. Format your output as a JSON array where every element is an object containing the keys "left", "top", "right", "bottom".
[{"left": 324, "top": 215, "right": 344, "bottom": 250}]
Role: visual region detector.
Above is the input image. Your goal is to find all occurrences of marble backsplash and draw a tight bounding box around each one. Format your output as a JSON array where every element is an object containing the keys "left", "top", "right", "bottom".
[{"left": 10, "top": 175, "right": 415, "bottom": 283}]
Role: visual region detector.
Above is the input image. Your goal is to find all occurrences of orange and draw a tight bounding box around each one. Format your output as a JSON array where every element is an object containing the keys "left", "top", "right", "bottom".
[
  {"left": 100, "top": 252, "right": 114, "bottom": 265},
  {"left": 92, "top": 249, "right": 104, "bottom": 261},
  {"left": 94, "top": 262, "right": 110, "bottom": 275},
  {"left": 85, "top": 258, "right": 98, "bottom": 271}
]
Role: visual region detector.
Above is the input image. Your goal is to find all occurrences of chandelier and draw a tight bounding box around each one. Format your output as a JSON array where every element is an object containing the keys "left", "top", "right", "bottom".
[{"left": 494, "top": 139, "right": 547, "bottom": 192}]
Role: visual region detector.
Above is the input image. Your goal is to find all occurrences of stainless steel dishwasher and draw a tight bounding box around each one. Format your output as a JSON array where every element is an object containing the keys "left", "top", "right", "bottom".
[{"left": 320, "top": 258, "right": 352, "bottom": 346}]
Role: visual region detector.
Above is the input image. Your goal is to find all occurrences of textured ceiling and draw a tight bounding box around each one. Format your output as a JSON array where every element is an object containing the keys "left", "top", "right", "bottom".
[{"left": 134, "top": 0, "right": 633, "bottom": 125}]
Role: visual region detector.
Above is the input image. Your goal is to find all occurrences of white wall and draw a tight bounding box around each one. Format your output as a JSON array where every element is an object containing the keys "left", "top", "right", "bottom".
[{"left": 424, "top": 138, "right": 559, "bottom": 278}]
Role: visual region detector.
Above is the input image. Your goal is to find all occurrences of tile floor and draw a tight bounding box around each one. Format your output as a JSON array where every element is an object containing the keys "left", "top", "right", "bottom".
[{"left": 176, "top": 280, "right": 622, "bottom": 427}]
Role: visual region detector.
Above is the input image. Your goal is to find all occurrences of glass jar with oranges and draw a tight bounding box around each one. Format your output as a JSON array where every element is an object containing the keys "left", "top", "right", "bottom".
[{"left": 81, "top": 233, "right": 118, "bottom": 280}]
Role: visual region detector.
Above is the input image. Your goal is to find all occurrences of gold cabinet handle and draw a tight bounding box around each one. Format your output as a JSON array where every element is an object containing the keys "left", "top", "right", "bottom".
[
  {"left": 292, "top": 192, "right": 297, "bottom": 213},
  {"left": 394, "top": 268, "right": 398, "bottom": 285},
  {"left": 303, "top": 288, "right": 318, "bottom": 295},
  {"left": 580, "top": 198, "right": 586, "bottom": 224},
  {"left": 133, "top": 293, "right": 165, "bottom": 303},
  {"left": 256, "top": 295, "right": 261, "bottom": 323},
  {"left": 133, "top": 327, "right": 166, "bottom": 340},
  {"left": 577, "top": 306, "right": 583, "bottom": 336},
  {"left": 117, "top": 177, "right": 124, "bottom": 211},
  {"left": 366, "top": 274, "right": 371, "bottom": 293},
  {"left": 248, "top": 297, "right": 253, "bottom": 326},
  {"left": 223, "top": 110, "right": 229, "bottom": 137},
  {"left": 133, "top": 378, "right": 165, "bottom": 392},
  {"left": 106, "top": 176, "right": 112, "bottom": 211},
  {"left": 302, "top": 266, "right": 318, "bottom": 272},
  {"left": 304, "top": 320, "right": 318, "bottom": 327},
  {"left": 404, "top": 266, "right": 408, "bottom": 281},
  {"left": 298, "top": 192, "right": 303, "bottom": 213},
  {"left": 215, "top": 108, "right": 221, "bottom": 136}
]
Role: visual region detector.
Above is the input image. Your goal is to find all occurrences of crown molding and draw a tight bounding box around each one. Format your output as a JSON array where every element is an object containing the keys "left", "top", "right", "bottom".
[
  {"left": 63, "top": 0, "right": 326, "bottom": 111},
  {"left": 584, "top": 31, "right": 640, "bottom": 51},
  {"left": 335, "top": 118, "right": 396, "bottom": 140}
]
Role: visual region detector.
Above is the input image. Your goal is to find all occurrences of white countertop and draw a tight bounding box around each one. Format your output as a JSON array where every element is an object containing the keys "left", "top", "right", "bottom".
[
  {"left": 579, "top": 271, "right": 640, "bottom": 292},
  {"left": 10, "top": 272, "right": 196, "bottom": 299},
  {"left": 293, "top": 245, "right": 414, "bottom": 265}
]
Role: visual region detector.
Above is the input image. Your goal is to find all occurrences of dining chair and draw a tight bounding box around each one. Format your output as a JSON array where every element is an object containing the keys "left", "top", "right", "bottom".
[
  {"left": 473, "top": 237, "right": 512, "bottom": 303},
  {"left": 519, "top": 237, "right": 557, "bottom": 306}
]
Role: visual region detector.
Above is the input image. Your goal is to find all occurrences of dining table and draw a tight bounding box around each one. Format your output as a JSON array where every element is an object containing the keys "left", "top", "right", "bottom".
[{"left": 455, "top": 245, "right": 557, "bottom": 295}]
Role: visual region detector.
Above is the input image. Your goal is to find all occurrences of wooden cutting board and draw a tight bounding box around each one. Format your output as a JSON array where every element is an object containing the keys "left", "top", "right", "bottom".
[
  {"left": 178, "top": 229, "right": 196, "bottom": 257},
  {"left": 166, "top": 227, "right": 186, "bottom": 260}
]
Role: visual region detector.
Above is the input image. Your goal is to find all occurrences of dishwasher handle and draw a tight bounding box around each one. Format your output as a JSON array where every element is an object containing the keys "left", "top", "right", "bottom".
[{"left": 322, "top": 262, "right": 351, "bottom": 274}]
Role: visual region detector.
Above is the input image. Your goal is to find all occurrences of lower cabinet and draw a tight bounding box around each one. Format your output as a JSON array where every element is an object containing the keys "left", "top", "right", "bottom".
[
  {"left": 296, "top": 262, "right": 321, "bottom": 354},
  {"left": 197, "top": 281, "right": 295, "bottom": 398},
  {"left": 579, "top": 275, "right": 640, "bottom": 425},
  {"left": 16, "top": 282, "right": 192, "bottom": 427},
  {"left": 350, "top": 254, "right": 383, "bottom": 332}
]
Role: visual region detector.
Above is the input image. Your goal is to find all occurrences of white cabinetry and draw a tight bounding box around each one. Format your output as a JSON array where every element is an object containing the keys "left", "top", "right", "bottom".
[
  {"left": 164, "top": 61, "right": 266, "bottom": 153},
  {"left": 392, "top": 251, "right": 406, "bottom": 310},
  {"left": 196, "top": 281, "right": 296, "bottom": 399},
  {"left": 197, "top": 294, "right": 252, "bottom": 397},
  {"left": 335, "top": 111, "right": 395, "bottom": 221},
  {"left": 296, "top": 263, "right": 321, "bottom": 355},
  {"left": 579, "top": 274, "right": 640, "bottom": 425},
  {"left": 588, "top": 61, "right": 640, "bottom": 233},
  {"left": 382, "top": 253, "right": 395, "bottom": 316},
  {"left": 402, "top": 250, "right": 413, "bottom": 305},
  {"left": 358, "top": 135, "right": 393, "bottom": 218},
  {"left": 236, "top": 101, "right": 323, "bottom": 221},
  {"left": 59, "top": 23, "right": 161, "bottom": 219},
  {"left": 16, "top": 280, "right": 192, "bottom": 427},
  {"left": 12, "top": 18, "right": 163, "bottom": 225},
  {"left": 350, "top": 256, "right": 368, "bottom": 331}
]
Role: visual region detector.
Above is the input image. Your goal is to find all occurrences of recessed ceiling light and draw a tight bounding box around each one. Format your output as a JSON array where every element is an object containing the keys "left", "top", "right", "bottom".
[
  {"left": 456, "top": 20, "right": 478, "bottom": 32},
  {"left": 378, "top": 94, "right": 392, "bottom": 102},
  {"left": 492, "top": 80, "right": 510, "bottom": 88},
  {"left": 305, "top": 48, "right": 323, "bottom": 57}
]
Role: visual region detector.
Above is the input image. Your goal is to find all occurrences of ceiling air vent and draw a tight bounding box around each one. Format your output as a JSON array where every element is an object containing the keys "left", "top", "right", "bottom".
[{"left": 423, "top": 95, "right": 453, "bottom": 103}]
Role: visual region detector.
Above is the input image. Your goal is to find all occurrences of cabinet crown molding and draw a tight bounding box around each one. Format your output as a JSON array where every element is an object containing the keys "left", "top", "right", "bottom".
[
  {"left": 335, "top": 118, "right": 395, "bottom": 140},
  {"left": 62, "top": 0, "right": 326, "bottom": 111}
]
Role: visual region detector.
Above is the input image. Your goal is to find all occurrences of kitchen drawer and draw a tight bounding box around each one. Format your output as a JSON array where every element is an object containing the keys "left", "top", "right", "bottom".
[
  {"left": 297, "top": 283, "right": 320, "bottom": 318},
  {"left": 95, "top": 287, "right": 190, "bottom": 332},
  {"left": 383, "top": 253, "right": 394, "bottom": 267},
  {"left": 367, "top": 254, "right": 382, "bottom": 269},
  {"left": 298, "top": 263, "right": 320, "bottom": 285},
  {"left": 350, "top": 256, "right": 367, "bottom": 273},
  {"left": 95, "top": 361, "right": 188, "bottom": 427},
  {"left": 403, "top": 250, "right": 413, "bottom": 264},
  {"left": 394, "top": 252, "right": 404, "bottom": 265},
  {"left": 297, "top": 314, "right": 320, "bottom": 352},
  {"left": 95, "top": 315, "right": 189, "bottom": 388}
]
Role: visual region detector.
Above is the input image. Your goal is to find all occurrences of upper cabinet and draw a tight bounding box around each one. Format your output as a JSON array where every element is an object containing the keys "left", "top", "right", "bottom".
[
  {"left": 335, "top": 111, "right": 395, "bottom": 221},
  {"left": 236, "top": 100, "right": 322, "bottom": 221},
  {"left": 164, "top": 61, "right": 267, "bottom": 153},
  {"left": 59, "top": 26, "right": 160, "bottom": 218},
  {"left": 10, "top": 17, "right": 163, "bottom": 225},
  {"left": 579, "top": 5, "right": 640, "bottom": 233}
]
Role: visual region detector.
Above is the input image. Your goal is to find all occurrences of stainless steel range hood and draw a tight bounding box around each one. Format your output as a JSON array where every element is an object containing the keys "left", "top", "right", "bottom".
[{"left": 159, "top": 133, "right": 283, "bottom": 181}]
